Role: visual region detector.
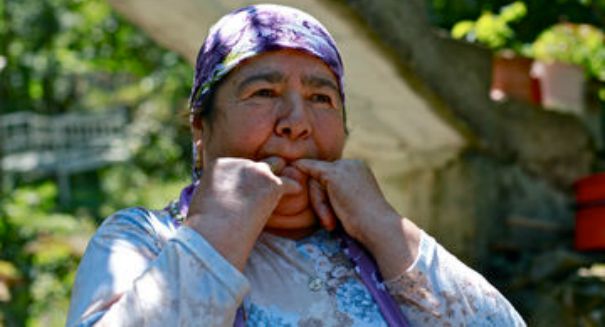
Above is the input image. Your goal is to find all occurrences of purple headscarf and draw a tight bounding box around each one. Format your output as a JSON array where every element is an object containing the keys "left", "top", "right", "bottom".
[
  {"left": 177, "top": 4, "right": 409, "bottom": 326},
  {"left": 189, "top": 3, "right": 345, "bottom": 116}
]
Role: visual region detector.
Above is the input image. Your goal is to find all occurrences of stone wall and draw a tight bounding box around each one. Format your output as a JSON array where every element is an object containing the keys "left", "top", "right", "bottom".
[{"left": 339, "top": 0, "right": 595, "bottom": 266}]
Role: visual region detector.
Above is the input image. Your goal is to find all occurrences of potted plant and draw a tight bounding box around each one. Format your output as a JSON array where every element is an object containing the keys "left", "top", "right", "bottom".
[
  {"left": 530, "top": 23, "right": 604, "bottom": 114},
  {"left": 451, "top": 1, "right": 541, "bottom": 104}
]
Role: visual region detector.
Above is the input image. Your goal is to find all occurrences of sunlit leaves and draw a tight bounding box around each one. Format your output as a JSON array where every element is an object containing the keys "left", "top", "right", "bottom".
[
  {"left": 532, "top": 23, "right": 605, "bottom": 81},
  {"left": 1, "top": 0, "right": 192, "bottom": 113},
  {"left": 432, "top": 0, "right": 605, "bottom": 44},
  {"left": 1, "top": 0, "right": 193, "bottom": 325},
  {"left": 499, "top": 1, "right": 527, "bottom": 23},
  {"left": 451, "top": 1, "right": 527, "bottom": 50},
  {"left": 0, "top": 182, "right": 96, "bottom": 326}
]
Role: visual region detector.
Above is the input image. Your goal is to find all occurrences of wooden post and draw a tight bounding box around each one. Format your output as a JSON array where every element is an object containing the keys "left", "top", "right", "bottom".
[
  {"left": 58, "top": 169, "right": 71, "bottom": 206},
  {"left": 0, "top": 129, "right": 4, "bottom": 198},
  {"left": 0, "top": 0, "right": 6, "bottom": 198}
]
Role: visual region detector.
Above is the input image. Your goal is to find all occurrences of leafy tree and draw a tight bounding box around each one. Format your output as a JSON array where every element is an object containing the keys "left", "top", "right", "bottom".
[
  {"left": 0, "top": 0, "right": 194, "bottom": 325},
  {"left": 451, "top": 1, "right": 528, "bottom": 52},
  {"left": 442, "top": 1, "right": 605, "bottom": 97},
  {"left": 428, "top": 0, "right": 605, "bottom": 42},
  {"left": 0, "top": 0, "right": 192, "bottom": 114},
  {"left": 532, "top": 23, "right": 605, "bottom": 81}
]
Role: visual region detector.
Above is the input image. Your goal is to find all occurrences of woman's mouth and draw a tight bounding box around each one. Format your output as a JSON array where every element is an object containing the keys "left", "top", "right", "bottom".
[
  {"left": 273, "top": 164, "right": 310, "bottom": 215},
  {"left": 279, "top": 165, "right": 308, "bottom": 193}
]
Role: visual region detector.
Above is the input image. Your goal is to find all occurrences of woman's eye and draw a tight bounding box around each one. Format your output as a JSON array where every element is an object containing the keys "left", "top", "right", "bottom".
[
  {"left": 252, "top": 89, "right": 276, "bottom": 98},
  {"left": 310, "top": 94, "right": 332, "bottom": 104}
]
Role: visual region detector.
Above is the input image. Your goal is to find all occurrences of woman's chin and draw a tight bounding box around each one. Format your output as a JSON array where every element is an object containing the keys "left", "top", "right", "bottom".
[
  {"left": 265, "top": 208, "right": 317, "bottom": 231},
  {"left": 265, "top": 182, "right": 317, "bottom": 233},
  {"left": 273, "top": 191, "right": 309, "bottom": 214}
]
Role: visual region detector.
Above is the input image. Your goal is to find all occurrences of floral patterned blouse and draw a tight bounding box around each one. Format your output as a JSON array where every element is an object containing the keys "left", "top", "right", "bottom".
[{"left": 66, "top": 207, "right": 525, "bottom": 326}]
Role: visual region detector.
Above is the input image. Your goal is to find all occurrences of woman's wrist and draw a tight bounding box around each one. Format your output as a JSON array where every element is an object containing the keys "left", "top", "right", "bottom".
[
  {"left": 185, "top": 211, "right": 263, "bottom": 272},
  {"left": 362, "top": 211, "right": 421, "bottom": 280}
]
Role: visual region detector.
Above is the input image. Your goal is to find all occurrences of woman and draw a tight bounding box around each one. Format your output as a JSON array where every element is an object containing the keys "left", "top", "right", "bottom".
[{"left": 67, "top": 4, "right": 525, "bottom": 326}]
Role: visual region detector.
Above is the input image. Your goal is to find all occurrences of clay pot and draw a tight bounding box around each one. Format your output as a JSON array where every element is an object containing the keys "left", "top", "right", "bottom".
[
  {"left": 531, "top": 61, "right": 585, "bottom": 114},
  {"left": 575, "top": 173, "right": 605, "bottom": 250},
  {"left": 490, "top": 51, "right": 541, "bottom": 104}
]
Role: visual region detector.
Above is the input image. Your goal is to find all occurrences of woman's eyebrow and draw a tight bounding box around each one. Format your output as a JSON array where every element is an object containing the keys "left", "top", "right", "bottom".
[
  {"left": 237, "top": 71, "right": 284, "bottom": 93},
  {"left": 301, "top": 75, "right": 339, "bottom": 93}
]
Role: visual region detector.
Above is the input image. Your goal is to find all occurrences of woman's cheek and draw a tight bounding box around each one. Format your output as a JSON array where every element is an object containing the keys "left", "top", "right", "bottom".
[
  {"left": 235, "top": 122, "right": 277, "bottom": 155},
  {"left": 315, "top": 121, "right": 346, "bottom": 159}
]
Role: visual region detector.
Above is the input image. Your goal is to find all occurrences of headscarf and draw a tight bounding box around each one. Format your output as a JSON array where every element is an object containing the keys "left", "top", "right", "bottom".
[
  {"left": 189, "top": 4, "right": 344, "bottom": 115},
  {"left": 188, "top": 4, "right": 345, "bottom": 180}
]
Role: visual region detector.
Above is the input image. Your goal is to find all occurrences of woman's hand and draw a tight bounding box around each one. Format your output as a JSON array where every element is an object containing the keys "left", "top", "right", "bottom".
[
  {"left": 293, "top": 159, "right": 421, "bottom": 279},
  {"left": 185, "top": 157, "right": 300, "bottom": 271},
  {"left": 292, "top": 159, "right": 394, "bottom": 242}
]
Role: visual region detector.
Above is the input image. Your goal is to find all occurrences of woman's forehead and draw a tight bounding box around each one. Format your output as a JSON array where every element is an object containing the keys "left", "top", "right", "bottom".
[{"left": 227, "top": 49, "right": 339, "bottom": 87}]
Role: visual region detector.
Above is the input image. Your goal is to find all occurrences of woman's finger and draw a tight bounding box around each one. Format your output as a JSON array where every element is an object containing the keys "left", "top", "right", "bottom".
[
  {"left": 292, "top": 159, "right": 332, "bottom": 186},
  {"left": 259, "top": 156, "right": 287, "bottom": 175},
  {"left": 309, "top": 179, "right": 337, "bottom": 231},
  {"left": 278, "top": 176, "right": 302, "bottom": 195}
]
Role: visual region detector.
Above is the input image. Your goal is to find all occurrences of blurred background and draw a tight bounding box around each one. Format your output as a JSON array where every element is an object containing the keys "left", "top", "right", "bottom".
[{"left": 1, "top": 0, "right": 605, "bottom": 326}]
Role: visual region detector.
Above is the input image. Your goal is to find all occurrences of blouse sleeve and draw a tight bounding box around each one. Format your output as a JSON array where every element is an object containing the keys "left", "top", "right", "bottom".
[
  {"left": 383, "top": 231, "right": 526, "bottom": 326},
  {"left": 66, "top": 208, "right": 250, "bottom": 327}
]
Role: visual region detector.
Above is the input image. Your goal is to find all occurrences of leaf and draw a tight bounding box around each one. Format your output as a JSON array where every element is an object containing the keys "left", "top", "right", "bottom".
[
  {"left": 0, "top": 260, "right": 22, "bottom": 283},
  {"left": 500, "top": 2, "right": 527, "bottom": 24},
  {"left": 0, "top": 280, "right": 11, "bottom": 302},
  {"left": 27, "top": 238, "right": 73, "bottom": 266},
  {"left": 451, "top": 21, "right": 475, "bottom": 40}
]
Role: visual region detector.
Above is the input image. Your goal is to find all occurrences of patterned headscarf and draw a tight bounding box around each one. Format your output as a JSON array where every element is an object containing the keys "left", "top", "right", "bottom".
[
  {"left": 189, "top": 4, "right": 344, "bottom": 115},
  {"left": 188, "top": 4, "right": 345, "bottom": 179}
]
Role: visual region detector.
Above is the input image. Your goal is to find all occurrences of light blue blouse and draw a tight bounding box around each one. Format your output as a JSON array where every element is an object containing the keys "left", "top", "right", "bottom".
[{"left": 66, "top": 207, "right": 525, "bottom": 326}]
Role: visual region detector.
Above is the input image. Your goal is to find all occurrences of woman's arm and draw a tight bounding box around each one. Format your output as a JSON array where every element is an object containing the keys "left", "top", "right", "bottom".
[
  {"left": 293, "top": 159, "right": 421, "bottom": 279},
  {"left": 383, "top": 231, "right": 526, "bottom": 326},
  {"left": 294, "top": 158, "right": 526, "bottom": 325},
  {"left": 68, "top": 157, "right": 297, "bottom": 326},
  {"left": 66, "top": 208, "right": 249, "bottom": 327}
]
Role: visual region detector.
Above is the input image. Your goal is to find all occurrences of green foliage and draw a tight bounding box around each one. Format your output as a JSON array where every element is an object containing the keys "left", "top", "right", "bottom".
[
  {"left": 0, "top": 175, "right": 188, "bottom": 326},
  {"left": 553, "top": 265, "right": 605, "bottom": 325},
  {"left": 441, "top": 0, "right": 605, "bottom": 52},
  {"left": 0, "top": 0, "right": 192, "bottom": 114},
  {"left": 447, "top": 1, "right": 605, "bottom": 102},
  {"left": 526, "top": 263, "right": 605, "bottom": 325},
  {"left": 429, "top": 0, "right": 605, "bottom": 43},
  {"left": 0, "top": 0, "right": 193, "bottom": 325},
  {"left": 451, "top": 1, "right": 527, "bottom": 51},
  {"left": 99, "top": 163, "right": 188, "bottom": 217},
  {"left": 0, "top": 182, "right": 96, "bottom": 327},
  {"left": 532, "top": 23, "right": 605, "bottom": 81},
  {"left": 1, "top": 171, "right": 189, "bottom": 327}
]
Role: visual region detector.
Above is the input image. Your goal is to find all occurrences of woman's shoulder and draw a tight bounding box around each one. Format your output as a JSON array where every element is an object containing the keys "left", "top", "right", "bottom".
[{"left": 95, "top": 207, "right": 179, "bottom": 248}]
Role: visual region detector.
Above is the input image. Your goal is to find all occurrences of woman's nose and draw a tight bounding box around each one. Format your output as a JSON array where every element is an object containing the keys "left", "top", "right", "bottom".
[{"left": 275, "top": 92, "right": 312, "bottom": 139}]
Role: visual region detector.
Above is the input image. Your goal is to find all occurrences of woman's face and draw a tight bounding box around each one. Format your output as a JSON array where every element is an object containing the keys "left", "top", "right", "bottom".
[{"left": 195, "top": 49, "right": 346, "bottom": 231}]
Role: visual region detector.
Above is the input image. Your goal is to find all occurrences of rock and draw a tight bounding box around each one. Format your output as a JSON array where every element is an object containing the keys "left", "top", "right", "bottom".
[{"left": 530, "top": 250, "right": 590, "bottom": 282}]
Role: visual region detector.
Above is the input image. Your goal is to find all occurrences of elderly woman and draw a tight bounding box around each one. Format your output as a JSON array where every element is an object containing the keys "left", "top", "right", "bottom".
[{"left": 67, "top": 4, "right": 525, "bottom": 327}]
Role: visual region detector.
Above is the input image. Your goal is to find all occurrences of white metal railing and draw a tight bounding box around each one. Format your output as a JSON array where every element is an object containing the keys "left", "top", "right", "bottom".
[
  {"left": 2, "top": 109, "right": 128, "bottom": 153},
  {"left": 1, "top": 108, "right": 132, "bottom": 202}
]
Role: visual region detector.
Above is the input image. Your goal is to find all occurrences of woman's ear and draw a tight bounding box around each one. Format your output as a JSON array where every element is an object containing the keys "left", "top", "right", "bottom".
[{"left": 191, "top": 116, "right": 204, "bottom": 169}]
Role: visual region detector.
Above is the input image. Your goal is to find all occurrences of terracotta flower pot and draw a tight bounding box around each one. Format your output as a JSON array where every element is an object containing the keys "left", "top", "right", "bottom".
[
  {"left": 575, "top": 173, "right": 605, "bottom": 204},
  {"left": 490, "top": 51, "right": 541, "bottom": 104},
  {"left": 575, "top": 207, "right": 605, "bottom": 250},
  {"left": 574, "top": 173, "right": 605, "bottom": 250},
  {"left": 531, "top": 60, "right": 585, "bottom": 114}
]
